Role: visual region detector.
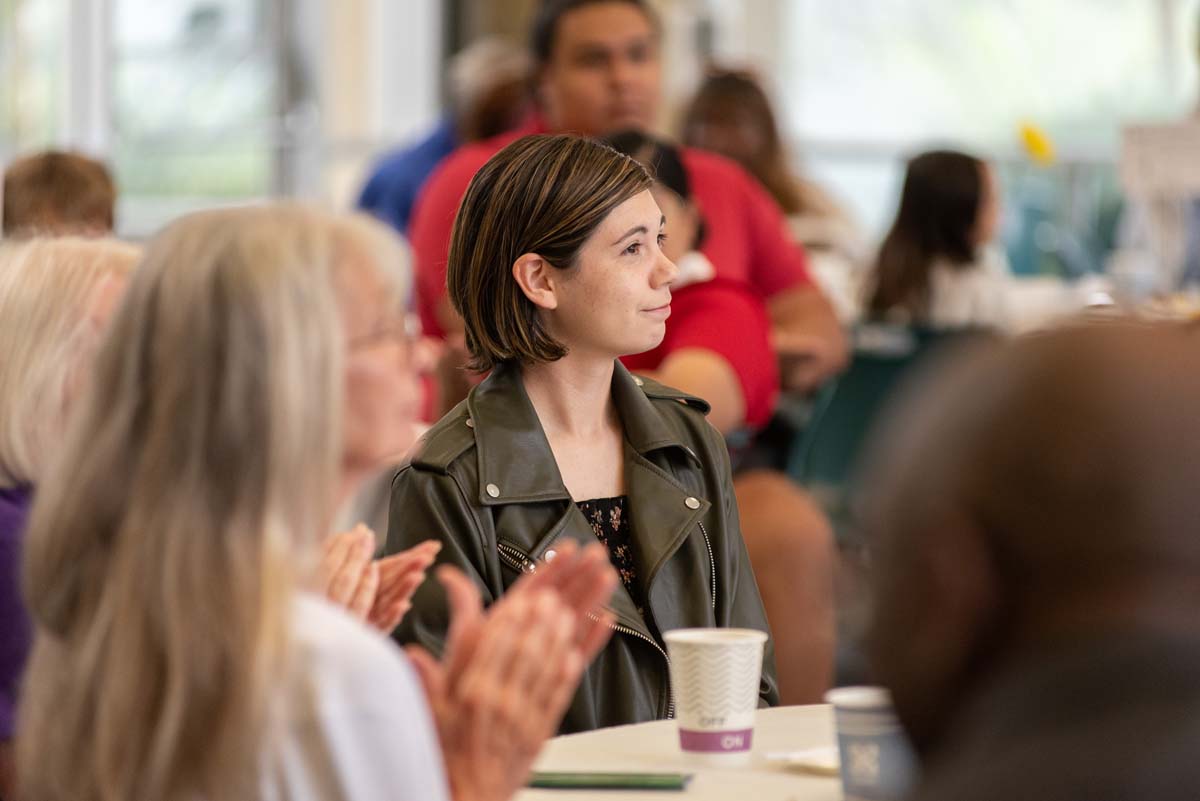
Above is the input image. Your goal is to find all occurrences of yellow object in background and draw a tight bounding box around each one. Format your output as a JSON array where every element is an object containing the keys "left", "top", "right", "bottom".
[{"left": 1020, "top": 122, "right": 1056, "bottom": 166}]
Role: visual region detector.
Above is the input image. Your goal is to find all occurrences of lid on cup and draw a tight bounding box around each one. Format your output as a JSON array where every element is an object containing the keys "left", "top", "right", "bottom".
[
  {"left": 824, "top": 685, "right": 893, "bottom": 709},
  {"left": 663, "top": 628, "right": 770, "bottom": 645}
]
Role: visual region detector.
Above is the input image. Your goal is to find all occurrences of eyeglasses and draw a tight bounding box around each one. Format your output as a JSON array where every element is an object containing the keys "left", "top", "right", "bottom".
[{"left": 347, "top": 312, "right": 422, "bottom": 353}]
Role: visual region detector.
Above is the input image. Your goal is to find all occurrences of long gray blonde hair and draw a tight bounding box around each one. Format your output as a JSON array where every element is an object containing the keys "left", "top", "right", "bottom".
[{"left": 17, "top": 205, "right": 406, "bottom": 801}]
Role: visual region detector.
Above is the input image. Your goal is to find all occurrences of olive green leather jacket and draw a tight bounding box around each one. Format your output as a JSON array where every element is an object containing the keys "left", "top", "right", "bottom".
[{"left": 386, "top": 361, "right": 779, "bottom": 733}]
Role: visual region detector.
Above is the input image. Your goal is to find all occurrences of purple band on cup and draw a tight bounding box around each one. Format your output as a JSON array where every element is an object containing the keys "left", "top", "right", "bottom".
[{"left": 679, "top": 728, "right": 754, "bottom": 753}]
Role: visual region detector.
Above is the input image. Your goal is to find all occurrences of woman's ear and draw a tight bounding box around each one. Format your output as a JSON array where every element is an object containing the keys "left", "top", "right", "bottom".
[{"left": 512, "top": 253, "right": 559, "bottom": 310}]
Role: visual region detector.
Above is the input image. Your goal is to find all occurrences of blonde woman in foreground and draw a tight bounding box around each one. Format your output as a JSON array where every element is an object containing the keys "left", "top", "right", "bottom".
[
  {"left": 15, "top": 206, "right": 616, "bottom": 801},
  {"left": 0, "top": 235, "right": 433, "bottom": 800}
]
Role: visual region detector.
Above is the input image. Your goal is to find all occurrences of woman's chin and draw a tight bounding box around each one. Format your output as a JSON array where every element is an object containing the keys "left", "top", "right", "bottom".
[{"left": 618, "top": 328, "right": 667, "bottom": 358}]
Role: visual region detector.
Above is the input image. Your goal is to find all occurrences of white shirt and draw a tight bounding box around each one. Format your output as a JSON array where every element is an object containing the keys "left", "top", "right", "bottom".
[
  {"left": 672, "top": 250, "right": 716, "bottom": 289},
  {"left": 260, "top": 593, "right": 451, "bottom": 801},
  {"left": 926, "top": 246, "right": 1014, "bottom": 331}
]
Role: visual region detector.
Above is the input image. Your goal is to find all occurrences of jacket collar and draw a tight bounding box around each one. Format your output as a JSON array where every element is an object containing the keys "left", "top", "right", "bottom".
[{"left": 465, "top": 360, "right": 698, "bottom": 506}]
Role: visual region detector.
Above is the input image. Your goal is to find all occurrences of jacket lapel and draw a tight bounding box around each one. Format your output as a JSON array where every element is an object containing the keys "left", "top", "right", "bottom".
[
  {"left": 610, "top": 364, "right": 712, "bottom": 587},
  {"left": 467, "top": 362, "right": 571, "bottom": 505},
  {"left": 624, "top": 443, "right": 710, "bottom": 587}
]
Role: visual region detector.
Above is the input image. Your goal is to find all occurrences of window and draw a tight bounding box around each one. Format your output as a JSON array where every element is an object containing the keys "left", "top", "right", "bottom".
[
  {"left": 0, "top": 0, "right": 298, "bottom": 237},
  {"left": 783, "top": 0, "right": 1198, "bottom": 152},
  {"left": 0, "top": 0, "right": 66, "bottom": 160},
  {"left": 113, "top": 1, "right": 276, "bottom": 196},
  {"left": 111, "top": 0, "right": 280, "bottom": 233},
  {"left": 776, "top": 0, "right": 1200, "bottom": 275}
]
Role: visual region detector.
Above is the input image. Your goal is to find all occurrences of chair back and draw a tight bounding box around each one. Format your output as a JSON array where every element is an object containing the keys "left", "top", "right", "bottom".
[{"left": 788, "top": 324, "right": 985, "bottom": 543}]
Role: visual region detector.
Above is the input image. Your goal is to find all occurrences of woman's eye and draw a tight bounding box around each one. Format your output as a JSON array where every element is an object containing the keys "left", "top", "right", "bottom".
[
  {"left": 657, "top": 233, "right": 668, "bottom": 247},
  {"left": 625, "top": 242, "right": 642, "bottom": 255}
]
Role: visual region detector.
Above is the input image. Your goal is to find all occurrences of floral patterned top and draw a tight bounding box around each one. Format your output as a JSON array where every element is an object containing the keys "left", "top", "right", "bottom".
[{"left": 576, "top": 495, "right": 643, "bottom": 612}]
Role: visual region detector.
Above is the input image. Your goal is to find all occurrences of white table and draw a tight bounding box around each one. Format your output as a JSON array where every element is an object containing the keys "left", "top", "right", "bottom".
[{"left": 517, "top": 705, "right": 841, "bottom": 800}]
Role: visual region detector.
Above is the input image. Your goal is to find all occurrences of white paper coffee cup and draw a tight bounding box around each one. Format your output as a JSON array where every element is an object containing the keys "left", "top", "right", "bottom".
[{"left": 664, "top": 628, "right": 768, "bottom": 766}]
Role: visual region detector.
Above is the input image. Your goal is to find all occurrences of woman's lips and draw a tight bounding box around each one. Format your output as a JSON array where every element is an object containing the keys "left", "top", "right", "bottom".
[{"left": 642, "top": 303, "right": 672, "bottom": 320}]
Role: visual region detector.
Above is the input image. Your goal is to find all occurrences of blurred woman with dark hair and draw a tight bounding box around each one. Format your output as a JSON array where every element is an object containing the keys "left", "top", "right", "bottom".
[{"left": 866, "top": 149, "right": 1009, "bottom": 329}]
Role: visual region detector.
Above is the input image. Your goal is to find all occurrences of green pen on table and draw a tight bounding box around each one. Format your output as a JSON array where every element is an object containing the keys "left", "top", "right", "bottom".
[{"left": 528, "top": 771, "right": 694, "bottom": 791}]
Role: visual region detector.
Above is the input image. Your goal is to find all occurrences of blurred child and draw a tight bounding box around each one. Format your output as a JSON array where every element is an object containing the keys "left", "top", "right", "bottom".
[{"left": 605, "top": 130, "right": 836, "bottom": 706}]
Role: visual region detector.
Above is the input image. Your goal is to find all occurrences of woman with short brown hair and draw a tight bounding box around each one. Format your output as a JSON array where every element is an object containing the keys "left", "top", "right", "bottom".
[{"left": 387, "top": 133, "right": 779, "bottom": 734}]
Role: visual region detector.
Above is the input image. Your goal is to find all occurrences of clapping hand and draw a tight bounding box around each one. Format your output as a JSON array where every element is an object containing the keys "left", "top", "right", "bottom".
[
  {"left": 319, "top": 524, "right": 441, "bottom": 632},
  {"left": 405, "top": 541, "right": 617, "bottom": 801}
]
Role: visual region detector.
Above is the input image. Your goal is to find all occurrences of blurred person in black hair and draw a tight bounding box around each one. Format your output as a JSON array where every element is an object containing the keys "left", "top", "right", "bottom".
[{"left": 865, "top": 150, "right": 1011, "bottom": 331}]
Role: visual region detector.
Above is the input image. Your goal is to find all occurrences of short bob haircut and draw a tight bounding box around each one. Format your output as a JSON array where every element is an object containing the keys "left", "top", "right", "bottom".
[
  {"left": 0, "top": 237, "right": 140, "bottom": 487},
  {"left": 447, "top": 133, "right": 651, "bottom": 371}
]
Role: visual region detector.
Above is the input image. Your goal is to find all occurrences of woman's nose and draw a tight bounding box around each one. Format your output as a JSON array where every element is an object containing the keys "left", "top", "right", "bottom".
[{"left": 654, "top": 251, "right": 679, "bottom": 288}]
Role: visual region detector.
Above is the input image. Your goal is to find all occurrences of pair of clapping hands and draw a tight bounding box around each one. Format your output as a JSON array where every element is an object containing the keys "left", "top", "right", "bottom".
[
  {"left": 318, "top": 526, "right": 618, "bottom": 801},
  {"left": 319, "top": 525, "right": 440, "bottom": 632}
]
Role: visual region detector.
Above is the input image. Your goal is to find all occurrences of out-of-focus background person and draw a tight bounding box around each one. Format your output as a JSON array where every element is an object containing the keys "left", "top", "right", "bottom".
[
  {"left": 0, "top": 238, "right": 139, "bottom": 801},
  {"left": 864, "top": 149, "right": 1010, "bottom": 331},
  {"left": 682, "top": 68, "right": 866, "bottom": 324},
  {"left": 605, "top": 128, "right": 836, "bottom": 706},
  {"left": 861, "top": 322, "right": 1200, "bottom": 801},
  {"left": 356, "top": 37, "right": 531, "bottom": 238},
  {"left": 2, "top": 151, "right": 116, "bottom": 238}
]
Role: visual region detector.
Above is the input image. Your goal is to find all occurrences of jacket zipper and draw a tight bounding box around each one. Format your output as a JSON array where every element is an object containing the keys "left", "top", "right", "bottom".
[
  {"left": 698, "top": 522, "right": 716, "bottom": 611},
  {"left": 496, "top": 541, "right": 536, "bottom": 574},
  {"left": 594, "top": 614, "right": 675, "bottom": 719}
]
